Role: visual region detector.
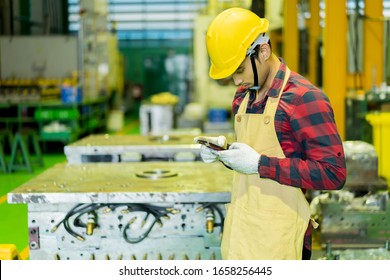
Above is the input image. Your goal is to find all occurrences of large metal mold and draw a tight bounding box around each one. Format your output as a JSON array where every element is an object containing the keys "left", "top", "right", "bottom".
[
  {"left": 343, "top": 141, "right": 387, "bottom": 191},
  {"left": 8, "top": 162, "right": 233, "bottom": 260},
  {"left": 8, "top": 162, "right": 232, "bottom": 204},
  {"left": 63, "top": 134, "right": 235, "bottom": 164},
  {"left": 312, "top": 191, "right": 390, "bottom": 249}
]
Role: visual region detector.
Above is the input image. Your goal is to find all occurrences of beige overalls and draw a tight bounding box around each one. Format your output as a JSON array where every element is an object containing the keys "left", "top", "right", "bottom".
[{"left": 221, "top": 68, "right": 311, "bottom": 259}]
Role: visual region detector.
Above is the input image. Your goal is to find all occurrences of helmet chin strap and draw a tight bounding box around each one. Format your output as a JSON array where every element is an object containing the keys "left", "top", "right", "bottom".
[
  {"left": 249, "top": 54, "right": 260, "bottom": 91},
  {"left": 246, "top": 34, "right": 269, "bottom": 92}
]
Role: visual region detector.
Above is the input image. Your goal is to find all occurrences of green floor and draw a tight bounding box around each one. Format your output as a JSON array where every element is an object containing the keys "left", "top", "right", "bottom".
[
  {"left": 0, "top": 154, "right": 67, "bottom": 257},
  {"left": 0, "top": 117, "right": 140, "bottom": 259}
]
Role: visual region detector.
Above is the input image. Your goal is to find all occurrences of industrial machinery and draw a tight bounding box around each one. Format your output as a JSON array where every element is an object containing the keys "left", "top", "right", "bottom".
[
  {"left": 9, "top": 133, "right": 237, "bottom": 260},
  {"left": 311, "top": 141, "right": 390, "bottom": 257},
  {"left": 342, "top": 141, "right": 387, "bottom": 192},
  {"left": 64, "top": 133, "right": 235, "bottom": 164},
  {"left": 322, "top": 242, "right": 390, "bottom": 260},
  {"left": 20, "top": 135, "right": 390, "bottom": 259},
  {"left": 8, "top": 161, "right": 232, "bottom": 260},
  {"left": 312, "top": 190, "right": 390, "bottom": 248}
]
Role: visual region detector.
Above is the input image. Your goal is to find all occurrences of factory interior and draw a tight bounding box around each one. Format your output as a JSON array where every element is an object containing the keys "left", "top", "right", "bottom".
[{"left": 0, "top": 0, "right": 390, "bottom": 261}]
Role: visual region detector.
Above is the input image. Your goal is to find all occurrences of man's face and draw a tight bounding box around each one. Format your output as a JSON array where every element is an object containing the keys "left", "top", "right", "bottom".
[
  {"left": 231, "top": 45, "right": 270, "bottom": 89},
  {"left": 232, "top": 56, "right": 253, "bottom": 88}
]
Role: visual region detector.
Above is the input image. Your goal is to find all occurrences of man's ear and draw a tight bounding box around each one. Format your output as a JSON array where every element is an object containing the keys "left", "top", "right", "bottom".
[{"left": 259, "top": 44, "right": 271, "bottom": 60}]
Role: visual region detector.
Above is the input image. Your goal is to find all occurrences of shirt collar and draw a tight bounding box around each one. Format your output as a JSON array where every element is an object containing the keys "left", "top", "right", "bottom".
[{"left": 267, "top": 58, "right": 287, "bottom": 98}]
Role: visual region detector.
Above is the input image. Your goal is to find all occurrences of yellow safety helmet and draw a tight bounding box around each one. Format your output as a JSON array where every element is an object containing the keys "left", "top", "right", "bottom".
[{"left": 206, "top": 7, "right": 269, "bottom": 79}]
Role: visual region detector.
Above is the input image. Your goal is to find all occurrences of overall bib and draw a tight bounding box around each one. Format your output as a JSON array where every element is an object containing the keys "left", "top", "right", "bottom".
[{"left": 221, "top": 68, "right": 311, "bottom": 259}]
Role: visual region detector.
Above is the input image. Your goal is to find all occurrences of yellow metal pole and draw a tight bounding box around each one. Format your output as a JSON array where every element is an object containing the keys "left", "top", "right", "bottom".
[
  {"left": 363, "top": 0, "right": 384, "bottom": 91},
  {"left": 323, "top": 0, "right": 347, "bottom": 140},
  {"left": 283, "top": 0, "right": 298, "bottom": 72},
  {"left": 308, "top": 0, "right": 320, "bottom": 86}
]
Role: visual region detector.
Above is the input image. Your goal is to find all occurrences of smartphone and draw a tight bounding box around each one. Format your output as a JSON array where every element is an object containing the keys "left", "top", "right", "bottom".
[{"left": 196, "top": 139, "right": 229, "bottom": 151}]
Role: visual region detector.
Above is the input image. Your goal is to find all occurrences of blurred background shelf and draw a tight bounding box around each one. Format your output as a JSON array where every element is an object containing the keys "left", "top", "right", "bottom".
[{"left": 0, "top": 98, "right": 109, "bottom": 145}]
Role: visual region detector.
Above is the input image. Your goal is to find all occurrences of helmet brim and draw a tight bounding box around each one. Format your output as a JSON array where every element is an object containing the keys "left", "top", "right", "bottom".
[{"left": 209, "top": 63, "right": 237, "bottom": 80}]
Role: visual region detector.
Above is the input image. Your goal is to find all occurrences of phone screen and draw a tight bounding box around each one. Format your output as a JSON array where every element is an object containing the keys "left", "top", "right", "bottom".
[{"left": 196, "top": 139, "right": 226, "bottom": 151}]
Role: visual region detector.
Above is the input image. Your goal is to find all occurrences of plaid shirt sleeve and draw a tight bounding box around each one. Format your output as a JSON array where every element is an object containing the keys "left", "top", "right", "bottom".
[{"left": 259, "top": 73, "right": 346, "bottom": 191}]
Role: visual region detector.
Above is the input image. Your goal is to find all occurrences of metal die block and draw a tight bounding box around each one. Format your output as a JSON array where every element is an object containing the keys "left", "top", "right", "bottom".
[
  {"left": 9, "top": 161, "right": 232, "bottom": 260},
  {"left": 64, "top": 134, "right": 235, "bottom": 164},
  {"left": 8, "top": 162, "right": 232, "bottom": 204},
  {"left": 318, "top": 191, "right": 390, "bottom": 248},
  {"left": 26, "top": 202, "right": 225, "bottom": 260},
  {"left": 343, "top": 141, "right": 387, "bottom": 191}
]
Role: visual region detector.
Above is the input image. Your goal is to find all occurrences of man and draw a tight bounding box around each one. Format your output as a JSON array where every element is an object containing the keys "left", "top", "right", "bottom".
[{"left": 194, "top": 7, "right": 346, "bottom": 260}]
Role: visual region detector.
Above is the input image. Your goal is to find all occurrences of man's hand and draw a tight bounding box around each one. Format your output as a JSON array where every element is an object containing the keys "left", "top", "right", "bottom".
[
  {"left": 194, "top": 136, "right": 227, "bottom": 163},
  {"left": 218, "top": 142, "right": 261, "bottom": 174},
  {"left": 198, "top": 145, "right": 219, "bottom": 163}
]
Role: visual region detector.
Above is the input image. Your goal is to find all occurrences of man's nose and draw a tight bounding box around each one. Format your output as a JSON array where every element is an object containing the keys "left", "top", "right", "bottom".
[{"left": 232, "top": 74, "right": 242, "bottom": 86}]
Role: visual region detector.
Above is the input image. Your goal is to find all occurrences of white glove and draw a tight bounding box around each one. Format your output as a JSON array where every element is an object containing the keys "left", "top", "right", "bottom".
[
  {"left": 199, "top": 145, "right": 219, "bottom": 163},
  {"left": 193, "top": 135, "right": 227, "bottom": 163},
  {"left": 217, "top": 142, "right": 261, "bottom": 174}
]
